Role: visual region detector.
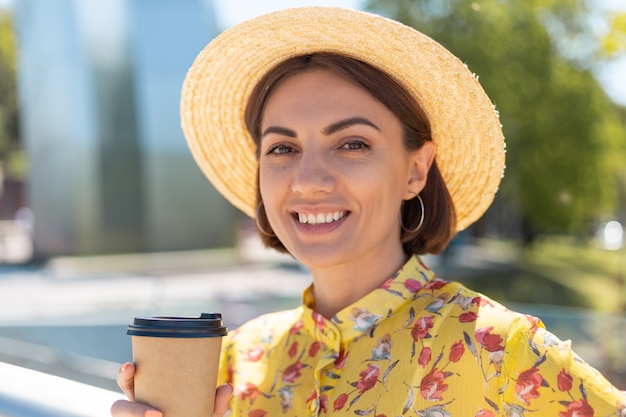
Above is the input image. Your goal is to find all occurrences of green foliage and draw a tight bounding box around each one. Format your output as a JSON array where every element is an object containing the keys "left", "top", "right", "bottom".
[
  {"left": 449, "top": 236, "right": 625, "bottom": 312},
  {"left": 0, "top": 12, "right": 21, "bottom": 179},
  {"left": 366, "top": 0, "right": 626, "bottom": 235}
]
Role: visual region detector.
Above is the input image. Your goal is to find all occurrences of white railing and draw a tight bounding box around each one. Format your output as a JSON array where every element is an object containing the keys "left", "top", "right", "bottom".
[{"left": 0, "top": 362, "right": 123, "bottom": 417}]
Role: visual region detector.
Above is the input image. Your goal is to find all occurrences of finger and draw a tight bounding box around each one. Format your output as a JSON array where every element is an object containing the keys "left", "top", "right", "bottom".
[
  {"left": 110, "top": 399, "right": 162, "bottom": 417},
  {"left": 117, "top": 362, "right": 136, "bottom": 401},
  {"left": 213, "top": 384, "right": 233, "bottom": 417}
]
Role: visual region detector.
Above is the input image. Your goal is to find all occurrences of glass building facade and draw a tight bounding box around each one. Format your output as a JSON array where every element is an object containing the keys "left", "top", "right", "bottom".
[{"left": 14, "top": 0, "right": 239, "bottom": 256}]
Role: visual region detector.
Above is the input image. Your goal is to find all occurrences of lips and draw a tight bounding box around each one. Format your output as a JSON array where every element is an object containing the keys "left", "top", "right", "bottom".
[{"left": 297, "top": 211, "right": 347, "bottom": 225}]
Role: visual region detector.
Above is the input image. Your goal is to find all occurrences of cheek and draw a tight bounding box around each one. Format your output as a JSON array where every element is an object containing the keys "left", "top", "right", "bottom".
[
  {"left": 258, "top": 167, "right": 285, "bottom": 213},
  {"left": 357, "top": 164, "right": 407, "bottom": 195},
  {"left": 362, "top": 166, "right": 407, "bottom": 211}
]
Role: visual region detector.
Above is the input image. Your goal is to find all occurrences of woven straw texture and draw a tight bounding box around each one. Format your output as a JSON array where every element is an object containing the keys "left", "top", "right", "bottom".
[{"left": 180, "top": 6, "right": 505, "bottom": 232}]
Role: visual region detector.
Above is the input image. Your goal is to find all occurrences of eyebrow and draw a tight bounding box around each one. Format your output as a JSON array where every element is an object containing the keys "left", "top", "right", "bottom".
[
  {"left": 261, "top": 117, "right": 380, "bottom": 139},
  {"left": 323, "top": 117, "right": 380, "bottom": 135},
  {"left": 261, "top": 126, "right": 297, "bottom": 138}
]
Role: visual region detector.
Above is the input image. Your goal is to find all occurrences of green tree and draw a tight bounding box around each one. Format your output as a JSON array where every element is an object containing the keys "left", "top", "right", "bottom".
[
  {"left": 0, "top": 12, "right": 23, "bottom": 180},
  {"left": 365, "top": 0, "right": 626, "bottom": 239}
]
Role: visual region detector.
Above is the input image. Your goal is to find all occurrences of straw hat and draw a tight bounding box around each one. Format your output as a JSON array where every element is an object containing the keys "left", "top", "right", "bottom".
[{"left": 180, "top": 6, "right": 505, "bottom": 232}]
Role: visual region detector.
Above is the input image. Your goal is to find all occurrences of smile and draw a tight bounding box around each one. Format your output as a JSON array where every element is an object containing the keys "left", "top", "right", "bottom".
[{"left": 297, "top": 211, "right": 347, "bottom": 225}]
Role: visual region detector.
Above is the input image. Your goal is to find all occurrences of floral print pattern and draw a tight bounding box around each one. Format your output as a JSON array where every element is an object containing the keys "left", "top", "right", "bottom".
[{"left": 218, "top": 256, "right": 625, "bottom": 416}]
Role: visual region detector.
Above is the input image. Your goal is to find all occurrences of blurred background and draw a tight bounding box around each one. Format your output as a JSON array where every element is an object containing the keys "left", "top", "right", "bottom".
[{"left": 0, "top": 0, "right": 625, "bottom": 413}]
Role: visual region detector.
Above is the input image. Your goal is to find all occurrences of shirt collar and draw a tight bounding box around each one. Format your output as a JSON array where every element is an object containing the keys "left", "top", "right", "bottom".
[{"left": 301, "top": 255, "right": 440, "bottom": 343}]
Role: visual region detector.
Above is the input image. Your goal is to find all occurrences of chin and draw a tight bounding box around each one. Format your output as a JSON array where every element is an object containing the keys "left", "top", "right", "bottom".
[{"left": 288, "top": 245, "right": 354, "bottom": 270}]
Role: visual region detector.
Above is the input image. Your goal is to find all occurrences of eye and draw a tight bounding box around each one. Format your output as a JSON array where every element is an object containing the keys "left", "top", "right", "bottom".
[
  {"left": 266, "top": 143, "right": 297, "bottom": 156},
  {"left": 339, "top": 140, "right": 370, "bottom": 151}
]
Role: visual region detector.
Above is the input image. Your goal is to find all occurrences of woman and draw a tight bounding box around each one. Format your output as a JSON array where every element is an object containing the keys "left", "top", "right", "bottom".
[{"left": 112, "top": 7, "right": 625, "bottom": 417}]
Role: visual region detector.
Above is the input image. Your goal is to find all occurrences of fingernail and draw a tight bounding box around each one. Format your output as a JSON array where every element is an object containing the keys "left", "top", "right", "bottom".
[
  {"left": 120, "top": 363, "right": 128, "bottom": 372},
  {"left": 145, "top": 410, "right": 163, "bottom": 417}
]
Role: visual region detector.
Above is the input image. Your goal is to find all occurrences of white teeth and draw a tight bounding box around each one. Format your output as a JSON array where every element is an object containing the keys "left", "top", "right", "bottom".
[{"left": 298, "top": 211, "right": 346, "bottom": 225}]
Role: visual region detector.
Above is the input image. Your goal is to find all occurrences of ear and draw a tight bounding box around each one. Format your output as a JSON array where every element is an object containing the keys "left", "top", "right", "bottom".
[{"left": 403, "top": 141, "right": 436, "bottom": 200}]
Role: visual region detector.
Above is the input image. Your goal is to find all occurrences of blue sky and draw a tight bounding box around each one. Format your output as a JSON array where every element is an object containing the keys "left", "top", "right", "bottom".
[{"left": 211, "top": 0, "right": 363, "bottom": 28}]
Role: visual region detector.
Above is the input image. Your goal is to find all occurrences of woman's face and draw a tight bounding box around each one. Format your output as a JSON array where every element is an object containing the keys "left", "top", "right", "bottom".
[{"left": 258, "top": 69, "right": 432, "bottom": 269}]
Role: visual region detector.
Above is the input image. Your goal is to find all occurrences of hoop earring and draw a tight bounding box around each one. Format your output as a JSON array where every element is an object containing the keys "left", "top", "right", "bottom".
[
  {"left": 255, "top": 202, "right": 276, "bottom": 237},
  {"left": 399, "top": 194, "right": 425, "bottom": 234}
]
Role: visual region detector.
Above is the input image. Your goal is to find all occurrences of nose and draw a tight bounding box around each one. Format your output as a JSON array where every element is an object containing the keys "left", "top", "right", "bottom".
[{"left": 291, "top": 148, "right": 335, "bottom": 195}]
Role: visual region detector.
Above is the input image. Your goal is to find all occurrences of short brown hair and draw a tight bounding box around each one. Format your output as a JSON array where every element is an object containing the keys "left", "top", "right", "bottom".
[{"left": 245, "top": 53, "right": 456, "bottom": 255}]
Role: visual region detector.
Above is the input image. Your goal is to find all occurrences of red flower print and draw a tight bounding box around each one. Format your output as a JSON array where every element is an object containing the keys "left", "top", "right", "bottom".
[
  {"left": 515, "top": 367, "right": 543, "bottom": 405},
  {"left": 557, "top": 369, "right": 573, "bottom": 392},
  {"left": 474, "top": 410, "right": 495, "bottom": 417},
  {"left": 309, "top": 341, "right": 321, "bottom": 357},
  {"left": 306, "top": 389, "right": 317, "bottom": 403},
  {"left": 411, "top": 315, "right": 435, "bottom": 341},
  {"left": 333, "top": 393, "right": 349, "bottom": 411},
  {"left": 306, "top": 389, "right": 328, "bottom": 414},
  {"left": 288, "top": 341, "right": 298, "bottom": 358},
  {"left": 559, "top": 398, "right": 594, "bottom": 417},
  {"left": 404, "top": 279, "right": 422, "bottom": 293},
  {"left": 424, "top": 278, "right": 447, "bottom": 290},
  {"left": 380, "top": 277, "right": 393, "bottom": 290},
  {"left": 319, "top": 395, "right": 328, "bottom": 414},
  {"left": 476, "top": 297, "right": 494, "bottom": 307},
  {"left": 312, "top": 312, "right": 326, "bottom": 330},
  {"left": 418, "top": 346, "right": 432, "bottom": 367},
  {"left": 475, "top": 327, "right": 504, "bottom": 352},
  {"left": 420, "top": 368, "right": 448, "bottom": 401},
  {"left": 417, "top": 257, "right": 430, "bottom": 270},
  {"left": 243, "top": 346, "right": 264, "bottom": 362},
  {"left": 335, "top": 348, "right": 349, "bottom": 369},
  {"left": 449, "top": 340, "right": 465, "bottom": 363},
  {"left": 356, "top": 364, "right": 380, "bottom": 394},
  {"left": 282, "top": 361, "right": 304, "bottom": 383},
  {"left": 235, "top": 382, "right": 260, "bottom": 402},
  {"left": 459, "top": 311, "right": 478, "bottom": 323},
  {"left": 525, "top": 314, "right": 542, "bottom": 332},
  {"left": 289, "top": 320, "right": 304, "bottom": 335},
  {"left": 248, "top": 410, "right": 267, "bottom": 417}
]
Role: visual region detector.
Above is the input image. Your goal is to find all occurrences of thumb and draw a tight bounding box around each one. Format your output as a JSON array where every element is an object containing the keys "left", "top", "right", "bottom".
[{"left": 213, "top": 384, "right": 233, "bottom": 417}]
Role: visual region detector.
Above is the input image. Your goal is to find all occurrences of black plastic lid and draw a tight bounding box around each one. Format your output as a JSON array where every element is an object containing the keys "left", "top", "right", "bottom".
[{"left": 127, "top": 313, "right": 228, "bottom": 338}]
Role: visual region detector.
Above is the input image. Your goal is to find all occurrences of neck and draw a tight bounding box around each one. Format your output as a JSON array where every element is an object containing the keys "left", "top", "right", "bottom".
[{"left": 309, "top": 246, "right": 408, "bottom": 319}]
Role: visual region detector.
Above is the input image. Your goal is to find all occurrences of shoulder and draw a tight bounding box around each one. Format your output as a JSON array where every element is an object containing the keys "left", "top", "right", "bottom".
[
  {"left": 218, "top": 307, "right": 305, "bottom": 386},
  {"left": 437, "top": 282, "right": 626, "bottom": 412},
  {"left": 224, "top": 307, "right": 305, "bottom": 349},
  {"left": 430, "top": 278, "right": 538, "bottom": 333},
  {"left": 418, "top": 278, "right": 545, "bottom": 364}
]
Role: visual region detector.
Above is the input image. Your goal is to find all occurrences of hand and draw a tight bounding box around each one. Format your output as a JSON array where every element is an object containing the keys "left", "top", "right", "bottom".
[{"left": 110, "top": 362, "right": 233, "bottom": 417}]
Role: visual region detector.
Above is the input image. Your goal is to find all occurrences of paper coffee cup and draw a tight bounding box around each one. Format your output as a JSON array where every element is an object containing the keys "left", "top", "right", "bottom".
[{"left": 127, "top": 313, "right": 228, "bottom": 417}]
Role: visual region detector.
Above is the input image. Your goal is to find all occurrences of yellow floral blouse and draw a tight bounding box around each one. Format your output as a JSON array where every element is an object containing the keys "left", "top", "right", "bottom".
[{"left": 218, "top": 256, "right": 626, "bottom": 416}]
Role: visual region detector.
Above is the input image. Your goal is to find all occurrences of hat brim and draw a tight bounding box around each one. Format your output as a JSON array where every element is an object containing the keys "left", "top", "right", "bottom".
[{"left": 180, "top": 6, "right": 505, "bottom": 232}]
